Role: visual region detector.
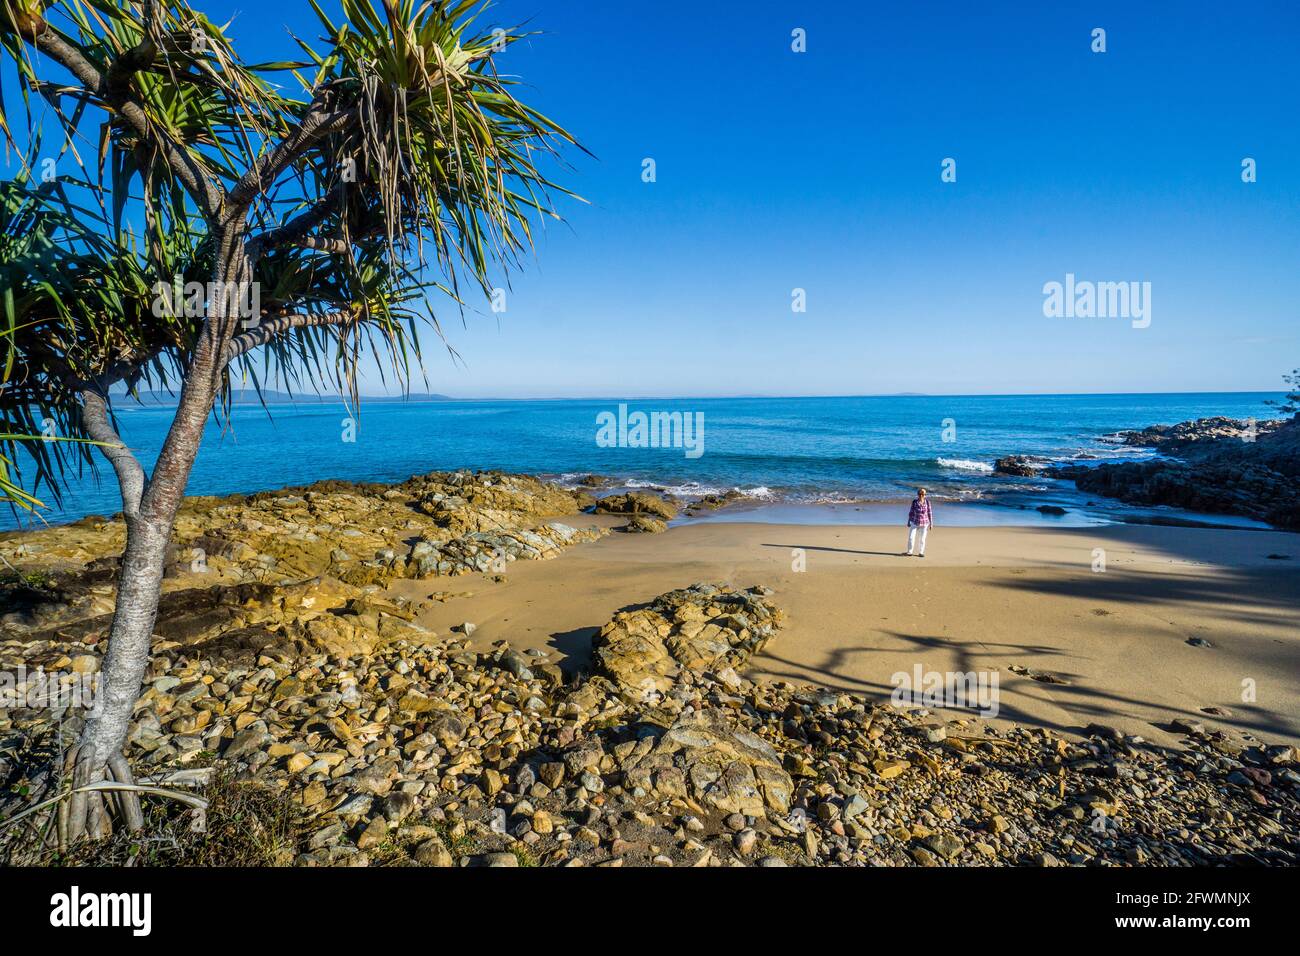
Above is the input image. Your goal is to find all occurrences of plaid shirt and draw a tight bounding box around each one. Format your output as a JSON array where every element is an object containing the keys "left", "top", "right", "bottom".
[{"left": 908, "top": 497, "right": 933, "bottom": 526}]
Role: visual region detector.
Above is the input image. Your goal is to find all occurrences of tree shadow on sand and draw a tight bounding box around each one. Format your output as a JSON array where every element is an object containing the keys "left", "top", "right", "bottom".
[{"left": 753, "top": 625, "right": 1300, "bottom": 745}]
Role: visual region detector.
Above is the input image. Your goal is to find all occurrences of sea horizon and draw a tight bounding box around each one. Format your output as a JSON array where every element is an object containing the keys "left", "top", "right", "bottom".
[{"left": 119, "top": 387, "right": 1286, "bottom": 405}]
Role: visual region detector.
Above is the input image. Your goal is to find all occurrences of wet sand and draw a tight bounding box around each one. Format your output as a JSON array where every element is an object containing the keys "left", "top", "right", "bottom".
[{"left": 392, "top": 516, "right": 1300, "bottom": 747}]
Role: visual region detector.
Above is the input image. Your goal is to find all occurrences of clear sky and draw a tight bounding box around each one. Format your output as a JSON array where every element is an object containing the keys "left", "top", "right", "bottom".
[{"left": 25, "top": 0, "right": 1300, "bottom": 396}]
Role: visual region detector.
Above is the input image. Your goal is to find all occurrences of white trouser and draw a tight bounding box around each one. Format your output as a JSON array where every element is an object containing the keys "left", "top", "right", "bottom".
[{"left": 907, "top": 523, "right": 929, "bottom": 555}]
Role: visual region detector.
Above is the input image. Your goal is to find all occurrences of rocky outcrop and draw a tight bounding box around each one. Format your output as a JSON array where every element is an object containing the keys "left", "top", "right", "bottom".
[
  {"left": 0, "top": 471, "right": 607, "bottom": 638},
  {"left": 1113, "top": 416, "right": 1284, "bottom": 451},
  {"left": 404, "top": 522, "right": 603, "bottom": 578},
  {"left": 683, "top": 490, "right": 745, "bottom": 515},
  {"left": 621, "top": 515, "right": 667, "bottom": 534},
  {"left": 592, "top": 492, "right": 677, "bottom": 520},
  {"left": 591, "top": 583, "right": 784, "bottom": 699},
  {"left": 410, "top": 471, "right": 595, "bottom": 534},
  {"left": 994, "top": 456, "right": 1042, "bottom": 477},
  {"left": 1049, "top": 459, "right": 1300, "bottom": 528},
  {"left": 1048, "top": 416, "right": 1300, "bottom": 529}
]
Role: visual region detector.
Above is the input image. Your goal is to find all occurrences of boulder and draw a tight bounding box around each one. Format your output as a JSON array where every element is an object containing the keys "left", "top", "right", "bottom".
[
  {"left": 593, "top": 492, "right": 678, "bottom": 520},
  {"left": 591, "top": 583, "right": 784, "bottom": 699},
  {"left": 994, "top": 456, "right": 1042, "bottom": 477},
  {"left": 622, "top": 515, "right": 668, "bottom": 534},
  {"left": 655, "top": 708, "right": 794, "bottom": 815}
]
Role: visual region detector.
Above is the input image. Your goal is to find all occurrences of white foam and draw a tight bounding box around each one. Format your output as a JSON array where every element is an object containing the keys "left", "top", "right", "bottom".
[
  {"left": 936, "top": 457, "right": 995, "bottom": 473},
  {"left": 612, "top": 478, "right": 780, "bottom": 501}
]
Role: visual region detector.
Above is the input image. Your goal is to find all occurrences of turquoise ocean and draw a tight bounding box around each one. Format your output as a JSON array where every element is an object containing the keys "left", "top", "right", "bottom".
[{"left": 7, "top": 392, "right": 1285, "bottom": 531}]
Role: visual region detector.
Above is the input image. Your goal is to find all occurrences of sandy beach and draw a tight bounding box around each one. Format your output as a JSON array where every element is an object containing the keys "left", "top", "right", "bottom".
[
  {"left": 6, "top": 470, "right": 1298, "bottom": 870},
  {"left": 398, "top": 514, "right": 1300, "bottom": 747}
]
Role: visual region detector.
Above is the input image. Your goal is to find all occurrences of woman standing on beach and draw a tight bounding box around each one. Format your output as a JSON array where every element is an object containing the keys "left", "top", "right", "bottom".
[{"left": 905, "top": 488, "right": 933, "bottom": 557}]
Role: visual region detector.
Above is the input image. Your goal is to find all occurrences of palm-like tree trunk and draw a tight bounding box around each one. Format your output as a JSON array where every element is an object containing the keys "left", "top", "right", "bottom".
[{"left": 67, "top": 234, "right": 249, "bottom": 841}]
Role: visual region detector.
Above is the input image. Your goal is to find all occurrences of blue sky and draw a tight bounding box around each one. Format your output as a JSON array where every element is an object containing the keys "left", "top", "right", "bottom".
[{"left": 20, "top": 0, "right": 1300, "bottom": 397}]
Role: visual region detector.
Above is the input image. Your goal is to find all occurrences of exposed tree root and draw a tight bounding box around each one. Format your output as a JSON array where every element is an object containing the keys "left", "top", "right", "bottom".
[
  {"left": 107, "top": 752, "right": 146, "bottom": 832},
  {"left": 3, "top": 745, "right": 201, "bottom": 858}
]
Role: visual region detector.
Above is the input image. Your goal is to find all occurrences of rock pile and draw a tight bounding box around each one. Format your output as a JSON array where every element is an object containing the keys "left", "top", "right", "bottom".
[{"left": 4, "top": 580, "right": 1298, "bottom": 867}]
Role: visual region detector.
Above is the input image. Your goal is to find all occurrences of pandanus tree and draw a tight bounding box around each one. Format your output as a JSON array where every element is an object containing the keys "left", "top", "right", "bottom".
[
  {"left": 0, "top": 0, "right": 577, "bottom": 841},
  {"left": 1268, "top": 369, "right": 1299, "bottom": 418}
]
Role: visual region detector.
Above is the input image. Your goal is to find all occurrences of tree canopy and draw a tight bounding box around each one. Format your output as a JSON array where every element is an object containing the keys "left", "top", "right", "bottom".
[{"left": 1, "top": 0, "right": 580, "bottom": 512}]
